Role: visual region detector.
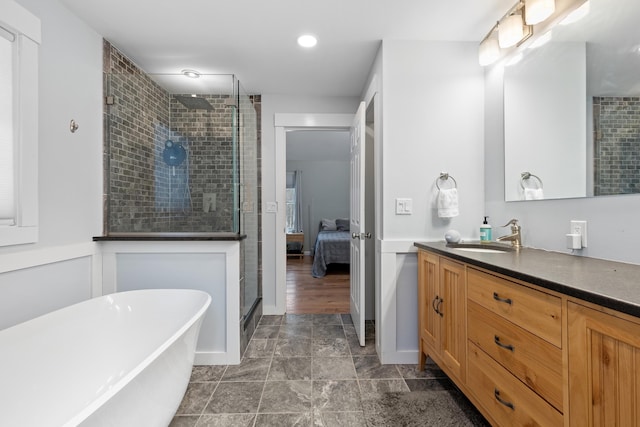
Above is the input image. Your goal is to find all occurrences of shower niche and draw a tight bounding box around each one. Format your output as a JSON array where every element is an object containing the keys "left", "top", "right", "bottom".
[{"left": 104, "top": 70, "right": 256, "bottom": 234}]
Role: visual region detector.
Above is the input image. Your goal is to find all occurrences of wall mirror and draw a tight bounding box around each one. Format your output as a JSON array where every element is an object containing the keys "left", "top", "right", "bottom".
[{"left": 503, "top": 0, "right": 640, "bottom": 201}]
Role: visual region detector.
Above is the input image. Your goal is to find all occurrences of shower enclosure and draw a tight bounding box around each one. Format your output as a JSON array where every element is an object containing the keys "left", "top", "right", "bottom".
[{"left": 103, "top": 66, "right": 260, "bottom": 324}]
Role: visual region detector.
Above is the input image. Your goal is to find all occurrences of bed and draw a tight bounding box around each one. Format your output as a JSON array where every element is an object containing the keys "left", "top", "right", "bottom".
[{"left": 312, "top": 218, "right": 351, "bottom": 278}]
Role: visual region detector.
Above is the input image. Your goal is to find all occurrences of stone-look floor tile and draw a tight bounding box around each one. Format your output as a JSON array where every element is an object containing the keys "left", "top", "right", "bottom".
[
  {"left": 169, "top": 415, "right": 199, "bottom": 427},
  {"left": 244, "top": 339, "right": 276, "bottom": 358},
  {"left": 362, "top": 390, "right": 488, "bottom": 427},
  {"left": 196, "top": 414, "right": 256, "bottom": 427},
  {"left": 353, "top": 355, "right": 402, "bottom": 379},
  {"left": 274, "top": 338, "right": 312, "bottom": 357},
  {"left": 279, "top": 324, "right": 313, "bottom": 339},
  {"left": 358, "top": 379, "right": 410, "bottom": 399},
  {"left": 204, "top": 381, "right": 263, "bottom": 414},
  {"left": 364, "top": 323, "right": 375, "bottom": 339},
  {"left": 312, "top": 338, "right": 350, "bottom": 357},
  {"left": 345, "top": 333, "right": 377, "bottom": 356},
  {"left": 252, "top": 325, "right": 280, "bottom": 339},
  {"left": 259, "top": 380, "right": 313, "bottom": 413},
  {"left": 268, "top": 357, "right": 312, "bottom": 381},
  {"left": 190, "top": 365, "right": 227, "bottom": 382},
  {"left": 340, "top": 313, "right": 353, "bottom": 325},
  {"left": 259, "top": 315, "right": 283, "bottom": 326},
  {"left": 313, "top": 314, "right": 343, "bottom": 325},
  {"left": 343, "top": 324, "right": 357, "bottom": 336},
  {"left": 313, "top": 410, "right": 366, "bottom": 427},
  {"left": 396, "top": 363, "right": 447, "bottom": 379},
  {"left": 176, "top": 382, "right": 217, "bottom": 415},
  {"left": 313, "top": 324, "right": 346, "bottom": 340},
  {"left": 255, "top": 412, "right": 313, "bottom": 427},
  {"left": 312, "top": 380, "right": 362, "bottom": 412},
  {"left": 405, "top": 377, "right": 455, "bottom": 392},
  {"left": 283, "top": 314, "right": 314, "bottom": 325},
  {"left": 221, "top": 357, "right": 271, "bottom": 381},
  {"left": 312, "top": 357, "right": 357, "bottom": 380}
]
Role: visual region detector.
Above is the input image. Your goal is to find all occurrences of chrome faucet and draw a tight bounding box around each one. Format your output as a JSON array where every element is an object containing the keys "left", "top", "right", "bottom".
[{"left": 497, "top": 219, "right": 522, "bottom": 249}]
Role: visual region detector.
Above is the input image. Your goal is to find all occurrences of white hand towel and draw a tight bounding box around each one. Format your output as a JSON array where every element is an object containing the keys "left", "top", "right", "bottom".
[
  {"left": 524, "top": 188, "right": 544, "bottom": 200},
  {"left": 437, "top": 188, "right": 459, "bottom": 218}
]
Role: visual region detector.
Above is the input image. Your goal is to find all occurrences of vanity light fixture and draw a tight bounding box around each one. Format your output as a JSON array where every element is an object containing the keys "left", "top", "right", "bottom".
[
  {"left": 499, "top": 11, "right": 526, "bottom": 48},
  {"left": 525, "top": 0, "right": 555, "bottom": 25},
  {"left": 181, "top": 69, "right": 200, "bottom": 79},
  {"left": 297, "top": 34, "right": 317, "bottom": 48},
  {"left": 479, "top": 26, "right": 500, "bottom": 66}
]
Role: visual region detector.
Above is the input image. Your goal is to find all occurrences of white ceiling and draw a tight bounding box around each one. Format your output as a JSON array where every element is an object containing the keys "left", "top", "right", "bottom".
[{"left": 59, "top": 0, "right": 514, "bottom": 96}]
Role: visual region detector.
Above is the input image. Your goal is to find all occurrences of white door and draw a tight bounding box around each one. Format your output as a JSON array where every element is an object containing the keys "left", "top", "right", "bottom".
[{"left": 350, "top": 102, "right": 367, "bottom": 346}]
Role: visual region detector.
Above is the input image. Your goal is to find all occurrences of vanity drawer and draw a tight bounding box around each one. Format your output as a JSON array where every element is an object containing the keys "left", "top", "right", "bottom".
[
  {"left": 468, "top": 342, "right": 563, "bottom": 427},
  {"left": 468, "top": 301, "right": 563, "bottom": 412},
  {"left": 467, "top": 268, "right": 562, "bottom": 347}
]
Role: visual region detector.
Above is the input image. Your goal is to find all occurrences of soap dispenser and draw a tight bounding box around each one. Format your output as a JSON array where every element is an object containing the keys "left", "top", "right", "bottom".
[{"left": 480, "top": 216, "right": 492, "bottom": 242}]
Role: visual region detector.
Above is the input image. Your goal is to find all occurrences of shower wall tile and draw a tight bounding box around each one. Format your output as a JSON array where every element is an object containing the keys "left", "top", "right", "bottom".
[{"left": 103, "top": 43, "right": 264, "bottom": 233}]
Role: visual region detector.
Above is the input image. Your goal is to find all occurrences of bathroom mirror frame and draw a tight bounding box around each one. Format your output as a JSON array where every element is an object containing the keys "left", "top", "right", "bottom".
[{"left": 502, "top": 0, "right": 640, "bottom": 201}]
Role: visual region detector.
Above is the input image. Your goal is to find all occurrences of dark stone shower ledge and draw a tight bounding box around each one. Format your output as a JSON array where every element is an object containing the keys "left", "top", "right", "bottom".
[{"left": 93, "top": 232, "right": 246, "bottom": 241}]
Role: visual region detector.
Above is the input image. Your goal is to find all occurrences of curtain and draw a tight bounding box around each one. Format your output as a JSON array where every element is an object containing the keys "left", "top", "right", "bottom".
[{"left": 294, "top": 170, "right": 303, "bottom": 232}]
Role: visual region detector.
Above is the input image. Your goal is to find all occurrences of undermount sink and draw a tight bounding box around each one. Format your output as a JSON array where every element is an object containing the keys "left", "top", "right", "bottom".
[{"left": 446, "top": 242, "right": 515, "bottom": 253}]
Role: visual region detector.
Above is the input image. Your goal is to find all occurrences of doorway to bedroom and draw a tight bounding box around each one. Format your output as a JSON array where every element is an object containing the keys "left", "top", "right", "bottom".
[{"left": 285, "top": 129, "right": 351, "bottom": 314}]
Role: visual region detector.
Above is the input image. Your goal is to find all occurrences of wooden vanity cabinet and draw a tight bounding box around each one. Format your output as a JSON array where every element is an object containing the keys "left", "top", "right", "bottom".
[
  {"left": 568, "top": 301, "right": 640, "bottom": 427},
  {"left": 417, "top": 250, "right": 466, "bottom": 384},
  {"left": 418, "top": 246, "right": 640, "bottom": 426}
]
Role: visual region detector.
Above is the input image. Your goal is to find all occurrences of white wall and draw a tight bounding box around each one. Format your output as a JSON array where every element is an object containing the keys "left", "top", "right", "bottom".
[
  {"left": 485, "top": 61, "right": 640, "bottom": 265},
  {"left": 377, "top": 40, "right": 485, "bottom": 363},
  {"left": 286, "top": 159, "right": 350, "bottom": 251},
  {"left": 261, "top": 94, "right": 360, "bottom": 314},
  {"left": 0, "top": 0, "right": 103, "bottom": 328}
]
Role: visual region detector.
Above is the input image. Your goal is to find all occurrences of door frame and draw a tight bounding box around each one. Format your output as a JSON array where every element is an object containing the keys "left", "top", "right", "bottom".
[{"left": 274, "top": 113, "right": 354, "bottom": 314}]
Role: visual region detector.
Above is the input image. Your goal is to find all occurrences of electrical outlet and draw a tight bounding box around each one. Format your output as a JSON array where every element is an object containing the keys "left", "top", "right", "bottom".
[{"left": 570, "top": 220, "right": 588, "bottom": 248}]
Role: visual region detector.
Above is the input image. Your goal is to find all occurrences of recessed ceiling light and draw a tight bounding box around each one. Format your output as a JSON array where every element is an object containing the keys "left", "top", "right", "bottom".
[
  {"left": 181, "top": 69, "right": 200, "bottom": 78},
  {"left": 297, "top": 34, "right": 317, "bottom": 48}
]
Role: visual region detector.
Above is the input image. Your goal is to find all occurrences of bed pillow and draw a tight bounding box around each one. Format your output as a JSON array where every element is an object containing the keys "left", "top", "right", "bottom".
[
  {"left": 335, "top": 218, "right": 350, "bottom": 231},
  {"left": 321, "top": 218, "right": 337, "bottom": 231}
]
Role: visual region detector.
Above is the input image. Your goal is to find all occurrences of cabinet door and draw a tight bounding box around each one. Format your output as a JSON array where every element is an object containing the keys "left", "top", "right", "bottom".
[
  {"left": 418, "top": 250, "right": 439, "bottom": 368},
  {"left": 569, "top": 302, "right": 640, "bottom": 427},
  {"left": 440, "top": 258, "right": 466, "bottom": 382}
]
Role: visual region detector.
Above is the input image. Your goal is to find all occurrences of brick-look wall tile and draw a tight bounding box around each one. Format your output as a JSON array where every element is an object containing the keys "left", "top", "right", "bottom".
[{"left": 593, "top": 96, "right": 640, "bottom": 196}]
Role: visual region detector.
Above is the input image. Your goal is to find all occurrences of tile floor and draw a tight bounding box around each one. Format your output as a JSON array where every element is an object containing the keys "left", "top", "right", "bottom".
[{"left": 170, "top": 314, "right": 489, "bottom": 427}]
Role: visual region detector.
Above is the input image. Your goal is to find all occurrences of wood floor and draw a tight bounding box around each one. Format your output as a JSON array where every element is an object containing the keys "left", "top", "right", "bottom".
[{"left": 286, "top": 256, "right": 350, "bottom": 314}]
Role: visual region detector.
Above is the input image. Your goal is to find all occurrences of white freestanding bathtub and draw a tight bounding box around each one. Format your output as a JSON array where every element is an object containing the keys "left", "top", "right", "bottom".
[{"left": 0, "top": 289, "right": 211, "bottom": 427}]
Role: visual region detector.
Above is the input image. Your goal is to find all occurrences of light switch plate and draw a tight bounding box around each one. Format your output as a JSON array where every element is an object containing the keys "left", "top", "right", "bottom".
[
  {"left": 395, "top": 198, "right": 412, "bottom": 215},
  {"left": 265, "top": 202, "right": 277, "bottom": 213}
]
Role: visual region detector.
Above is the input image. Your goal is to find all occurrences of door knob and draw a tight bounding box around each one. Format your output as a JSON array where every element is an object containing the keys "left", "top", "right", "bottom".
[{"left": 352, "top": 232, "right": 359, "bottom": 239}]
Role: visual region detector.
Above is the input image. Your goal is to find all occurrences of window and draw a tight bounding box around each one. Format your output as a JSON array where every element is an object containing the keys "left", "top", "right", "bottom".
[
  {"left": 0, "top": 2, "right": 41, "bottom": 246},
  {"left": 285, "top": 187, "right": 296, "bottom": 233}
]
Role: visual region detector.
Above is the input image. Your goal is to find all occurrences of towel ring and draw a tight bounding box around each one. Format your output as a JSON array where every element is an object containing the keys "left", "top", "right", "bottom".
[
  {"left": 520, "top": 172, "right": 543, "bottom": 190},
  {"left": 436, "top": 172, "right": 457, "bottom": 190}
]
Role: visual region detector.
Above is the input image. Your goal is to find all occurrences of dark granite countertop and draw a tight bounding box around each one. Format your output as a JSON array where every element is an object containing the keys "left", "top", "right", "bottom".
[
  {"left": 414, "top": 241, "right": 640, "bottom": 318},
  {"left": 94, "top": 232, "right": 246, "bottom": 241}
]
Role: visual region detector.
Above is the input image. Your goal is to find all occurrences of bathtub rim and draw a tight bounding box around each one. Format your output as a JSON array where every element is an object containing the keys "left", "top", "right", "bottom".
[{"left": 66, "top": 288, "right": 211, "bottom": 426}]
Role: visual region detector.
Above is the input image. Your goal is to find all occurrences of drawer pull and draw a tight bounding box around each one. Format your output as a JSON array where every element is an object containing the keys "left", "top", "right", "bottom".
[
  {"left": 432, "top": 296, "right": 439, "bottom": 314},
  {"left": 494, "top": 335, "right": 515, "bottom": 352},
  {"left": 494, "top": 389, "right": 515, "bottom": 410},
  {"left": 432, "top": 296, "right": 444, "bottom": 317},
  {"left": 493, "top": 292, "right": 512, "bottom": 305}
]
